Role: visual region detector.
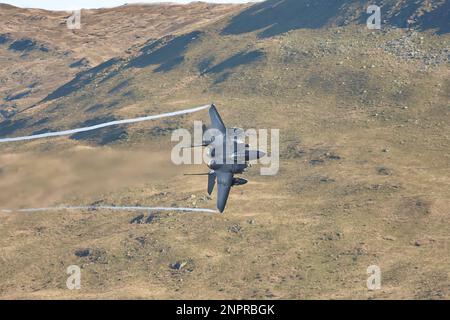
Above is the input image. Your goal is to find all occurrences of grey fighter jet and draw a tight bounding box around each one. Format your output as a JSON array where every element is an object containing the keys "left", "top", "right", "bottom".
[{"left": 187, "top": 104, "right": 265, "bottom": 213}]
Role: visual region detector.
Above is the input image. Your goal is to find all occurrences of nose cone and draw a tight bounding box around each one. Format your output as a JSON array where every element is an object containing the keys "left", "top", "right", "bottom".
[
  {"left": 217, "top": 197, "right": 227, "bottom": 213},
  {"left": 246, "top": 150, "right": 266, "bottom": 161}
]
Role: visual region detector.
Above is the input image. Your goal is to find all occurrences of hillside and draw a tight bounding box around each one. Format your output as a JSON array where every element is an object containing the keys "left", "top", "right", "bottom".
[
  {"left": 0, "top": 1, "right": 449, "bottom": 299},
  {"left": 223, "top": 0, "right": 450, "bottom": 37},
  {"left": 0, "top": 2, "right": 247, "bottom": 117}
]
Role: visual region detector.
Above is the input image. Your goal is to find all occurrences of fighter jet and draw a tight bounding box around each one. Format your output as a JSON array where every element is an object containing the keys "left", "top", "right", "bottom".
[{"left": 186, "top": 104, "right": 265, "bottom": 213}]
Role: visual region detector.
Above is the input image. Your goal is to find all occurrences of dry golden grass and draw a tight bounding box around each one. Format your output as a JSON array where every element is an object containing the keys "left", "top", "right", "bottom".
[{"left": 0, "top": 3, "right": 449, "bottom": 300}]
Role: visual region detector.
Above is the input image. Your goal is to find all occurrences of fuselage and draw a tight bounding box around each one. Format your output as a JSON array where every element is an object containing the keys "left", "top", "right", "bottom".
[{"left": 206, "top": 128, "right": 265, "bottom": 174}]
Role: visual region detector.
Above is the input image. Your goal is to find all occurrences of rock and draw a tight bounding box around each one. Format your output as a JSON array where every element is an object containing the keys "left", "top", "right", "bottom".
[
  {"left": 377, "top": 167, "right": 392, "bottom": 176},
  {"left": 383, "top": 236, "right": 396, "bottom": 241},
  {"left": 325, "top": 152, "right": 341, "bottom": 160},
  {"left": 144, "top": 213, "right": 156, "bottom": 224},
  {"left": 130, "top": 213, "right": 158, "bottom": 224},
  {"left": 200, "top": 195, "right": 211, "bottom": 201},
  {"left": 135, "top": 236, "right": 146, "bottom": 246},
  {"left": 321, "top": 232, "right": 343, "bottom": 241},
  {"left": 130, "top": 214, "right": 144, "bottom": 224},
  {"left": 319, "top": 176, "right": 335, "bottom": 183},
  {"left": 75, "top": 248, "right": 107, "bottom": 263},
  {"left": 229, "top": 224, "right": 242, "bottom": 234},
  {"left": 170, "top": 261, "right": 187, "bottom": 270},
  {"left": 309, "top": 159, "right": 324, "bottom": 165},
  {"left": 74, "top": 248, "right": 91, "bottom": 257}
]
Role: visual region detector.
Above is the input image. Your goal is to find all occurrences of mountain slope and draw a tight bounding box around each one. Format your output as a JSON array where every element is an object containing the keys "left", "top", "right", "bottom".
[
  {"left": 223, "top": 0, "right": 450, "bottom": 37},
  {"left": 0, "top": 1, "right": 449, "bottom": 300},
  {"left": 0, "top": 3, "right": 246, "bottom": 118}
]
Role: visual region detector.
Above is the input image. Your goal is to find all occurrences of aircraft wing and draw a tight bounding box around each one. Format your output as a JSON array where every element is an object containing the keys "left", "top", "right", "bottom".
[
  {"left": 216, "top": 170, "right": 233, "bottom": 213},
  {"left": 209, "top": 104, "right": 226, "bottom": 134}
]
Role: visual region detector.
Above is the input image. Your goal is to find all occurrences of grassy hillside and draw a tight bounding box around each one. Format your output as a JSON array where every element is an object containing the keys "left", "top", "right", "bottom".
[
  {"left": 0, "top": 1, "right": 449, "bottom": 299},
  {"left": 0, "top": 3, "right": 246, "bottom": 116},
  {"left": 223, "top": 0, "right": 450, "bottom": 37}
]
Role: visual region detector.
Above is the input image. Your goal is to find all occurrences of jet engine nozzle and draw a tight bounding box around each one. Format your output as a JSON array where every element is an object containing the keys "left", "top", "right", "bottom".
[{"left": 232, "top": 178, "right": 248, "bottom": 186}]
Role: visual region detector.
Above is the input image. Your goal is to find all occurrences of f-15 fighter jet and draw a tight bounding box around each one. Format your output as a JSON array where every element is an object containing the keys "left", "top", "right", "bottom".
[{"left": 186, "top": 104, "right": 265, "bottom": 213}]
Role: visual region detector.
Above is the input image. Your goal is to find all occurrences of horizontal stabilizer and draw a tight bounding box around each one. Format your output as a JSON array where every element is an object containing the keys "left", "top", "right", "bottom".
[{"left": 208, "top": 171, "right": 216, "bottom": 195}]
